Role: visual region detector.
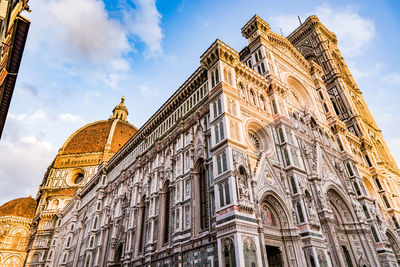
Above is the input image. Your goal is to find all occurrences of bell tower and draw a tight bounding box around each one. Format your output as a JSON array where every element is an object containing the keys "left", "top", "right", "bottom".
[{"left": 288, "top": 16, "right": 398, "bottom": 171}]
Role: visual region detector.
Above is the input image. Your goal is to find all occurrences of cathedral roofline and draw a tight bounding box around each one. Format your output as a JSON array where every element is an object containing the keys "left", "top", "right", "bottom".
[{"left": 287, "top": 15, "right": 338, "bottom": 45}]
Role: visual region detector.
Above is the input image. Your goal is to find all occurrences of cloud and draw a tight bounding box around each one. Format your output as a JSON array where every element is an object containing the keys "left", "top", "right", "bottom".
[
  {"left": 381, "top": 72, "right": 400, "bottom": 85},
  {"left": 26, "top": 0, "right": 163, "bottom": 91},
  {"left": 138, "top": 84, "right": 159, "bottom": 97},
  {"left": 0, "top": 111, "right": 57, "bottom": 204},
  {"left": 348, "top": 62, "right": 383, "bottom": 80},
  {"left": 28, "top": 0, "right": 131, "bottom": 65},
  {"left": 58, "top": 113, "right": 85, "bottom": 124},
  {"left": 315, "top": 4, "right": 375, "bottom": 56},
  {"left": 123, "top": 0, "right": 163, "bottom": 57},
  {"left": 0, "top": 109, "right": 86, "bottom": 204},
  {"left": 270, "top": 4, "right": 375, "bottom": 57}
]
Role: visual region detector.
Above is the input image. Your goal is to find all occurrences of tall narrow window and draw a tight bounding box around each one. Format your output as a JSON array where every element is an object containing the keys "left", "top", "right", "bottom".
[
  {"left": 215, "top": 124, "right": 220, "bottom": 143},
  {"left": 199, "top": 164, "right": 208, "bottom": 231},
  {"left": 283, "top": 148, "right": 291, "bottom": 166},
  {"left": 382, "top": 195, "right": 391, "bottom": 208},
  {"left": 271, "top": 99, "right": 278, "bottom": 115},
  {"left": 219, "top": 121, "right": 225, "bottom": 140},
  {"left": 290, "top": 176, "right": 298, "bottom": 194},
  {"left": 222, "top": 151, "right": 227, "bottom": 172},
  {"left": 278, "top": 127, "right": 285, "bottom": 143},
  {"left": 354, "top": 181, "right": 361, "bottom": 196},
  {"left": 224, "top": 181, "right": 230, "bottom": 205},
  {"left": 365, "top": 155, "right": 373, "bottom": 167},
  {"left": 139, "top": 198, "right": 147, "bottom": 253},
  {"left": 250, "top": 245, "right": 257, "bottom": 267},
  {"left": 337, "top": 137, "right": 344, "bottom": 151},
  {"left": 163, "top": 182, "right": 170, "bottom": 245},
  {"left": 219, "top": 183, "right": 225, "bottom": 207},
  {"left": 223, "top": 240, "right": 236, "bottom": 267},
  {"left": 296, "top": 202, "right": 304, "bottom": 223},
  {"left": 371, "top": 226, "right": 380, "bottom": 242},
  {"left": 363, "top": 205, "right": 370, "bottom": 219},
  {"left": 93, "top": 217, "right": 98, "bottom": 230},
  {"left": 346, "top": 163, "right": 354, "bottom": 176},
  {"left": 375, "top": 178, "right": 383, "bottom": 190},
  {"left": 261, "top": 62, "right": 266, "bottom": 73}
]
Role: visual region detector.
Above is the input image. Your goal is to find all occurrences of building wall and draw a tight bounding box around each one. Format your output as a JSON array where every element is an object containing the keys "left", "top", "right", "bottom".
[
  {"left": 26, "top": 15, "right": 400, "bottom": 267},
  {"left": 0, "top": 216, "right": 31, "bottom": 267}
]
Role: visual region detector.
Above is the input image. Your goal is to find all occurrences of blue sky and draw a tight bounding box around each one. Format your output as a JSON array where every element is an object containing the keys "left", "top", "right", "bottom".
[{"left": 0, "top": 0, "right": 399, "bottom": 204}]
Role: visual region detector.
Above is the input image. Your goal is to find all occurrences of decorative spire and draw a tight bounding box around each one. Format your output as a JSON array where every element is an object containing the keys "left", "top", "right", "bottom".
[{"left": 111, "top": 96, "right": 129, "bottom": 121}]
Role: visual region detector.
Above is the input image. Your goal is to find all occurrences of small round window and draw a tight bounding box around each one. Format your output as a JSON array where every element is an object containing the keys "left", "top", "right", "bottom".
[
  {"left": 73, "top": 173, "right": 84, "bottom": 184},
  {"left": 248, "top": 130, "right": 262, "bottom": 151}
]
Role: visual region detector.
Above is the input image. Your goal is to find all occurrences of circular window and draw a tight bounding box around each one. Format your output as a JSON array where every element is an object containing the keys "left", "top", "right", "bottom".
[
  {"left": 73, "top": 173, "right": 84, "bottom": 184},
  {"left": 248, "top": 130, "right": 262, "bottom": 151}
]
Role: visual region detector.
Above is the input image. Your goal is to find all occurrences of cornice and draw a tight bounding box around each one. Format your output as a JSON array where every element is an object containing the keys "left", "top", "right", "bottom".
[
  {"left": 106, "top": 67, "right": 207, "bottom": 172},
  {"left": 200, "top": 39, "right": 240, "bottom": 70}
]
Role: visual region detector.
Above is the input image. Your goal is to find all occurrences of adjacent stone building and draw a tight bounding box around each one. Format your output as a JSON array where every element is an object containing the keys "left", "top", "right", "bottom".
[
  {"left": 0, "top": 197, "right": 36, "bottom": 266},
  {"left": 0, "top": 0, "right": 30, "bottom": 137},
  {"left": 25, "top": 15, "right": 400, "bottom": 267}
]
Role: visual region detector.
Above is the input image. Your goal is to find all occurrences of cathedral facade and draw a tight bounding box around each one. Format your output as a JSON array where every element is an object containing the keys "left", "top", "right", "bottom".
[{"left": 25, "top": 15, "right": 400, "bottom": 267}]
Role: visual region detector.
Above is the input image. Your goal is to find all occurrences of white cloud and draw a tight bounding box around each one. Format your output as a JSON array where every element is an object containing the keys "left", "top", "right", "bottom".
[
  {"left": 381, "top": 72, "right": 400, "bottom": 85},
  {"left": 58, "top": 113, "right": 85, "bottom": 124},
  {"left": 138, "top": 84, "right": 159, "bottom": 97},
  {"left": 25, "top": 0, "right": 163, "bottom": 91},
  {"left": 28, "top": 0, "right": 131, "bottom": 65},
  {"left": 123, "top": 0, "right": 163, "bottom": 57},
  {"left": 348, "top": 62, "right": 383, "bottom": 80},
  {"left": 0, "top": 112, "right": 56, "bottom": 204},
  {"left": 316, "top": 4, "right": 375, "bottom": 56},
  {"left": 270, "top": 4, "right": 375, "bottom": 57}
]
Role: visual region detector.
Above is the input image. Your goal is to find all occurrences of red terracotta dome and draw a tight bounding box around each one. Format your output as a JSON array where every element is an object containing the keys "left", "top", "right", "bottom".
[
  {"left": 58, "top": 97, "right": 137, "bottom": 156},
  {"left": 0, "top": 197, "right": 36, "bottom": 218}
]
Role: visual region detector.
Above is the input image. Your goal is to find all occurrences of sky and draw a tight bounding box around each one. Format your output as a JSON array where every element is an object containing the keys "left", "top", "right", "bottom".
[{"left": 0, "top": 0, "right": 399, "bottom": 204}]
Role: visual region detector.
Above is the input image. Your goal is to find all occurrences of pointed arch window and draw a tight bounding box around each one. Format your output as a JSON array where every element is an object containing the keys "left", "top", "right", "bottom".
[
  {"left": 243, "top": 241, "right": 257, "bottom": 267},
  {"left": 223, "top": 239, "right": 236, "bottom": 267}
]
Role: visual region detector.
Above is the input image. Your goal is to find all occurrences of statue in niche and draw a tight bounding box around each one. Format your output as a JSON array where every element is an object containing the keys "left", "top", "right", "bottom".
[
  {"left": 238, "top": 166, "right": 249, "bottom": 200},
  {"left": 305, "top": 190, "right": 317, "bottom": 219},
  {"left": 351, "top": 197, "right": 365, "bottom": 221}
]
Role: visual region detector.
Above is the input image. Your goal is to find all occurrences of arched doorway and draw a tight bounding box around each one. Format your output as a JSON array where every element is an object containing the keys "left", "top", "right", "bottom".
[
  {"left": 260, "top": 193, "right": 295, "bottom": 267},
  {"left": 387, "top": 231, "right": 400, "bottom": 264},
  {"left": 327, "top": 189, "right": 358, "bottom": 267}
]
